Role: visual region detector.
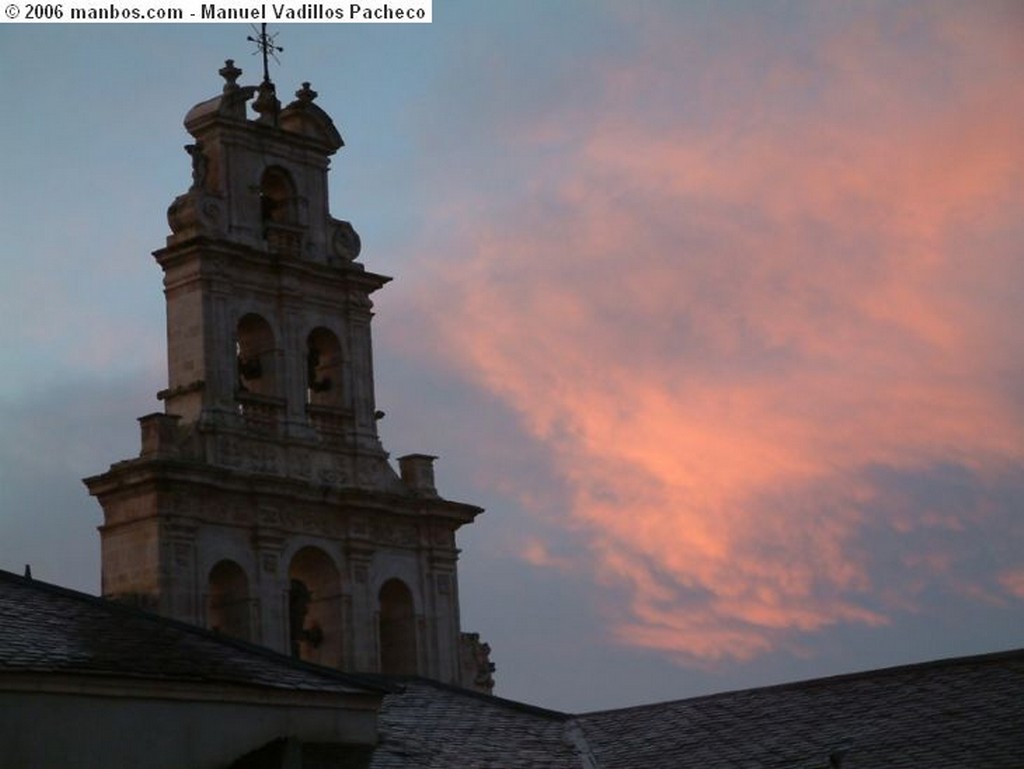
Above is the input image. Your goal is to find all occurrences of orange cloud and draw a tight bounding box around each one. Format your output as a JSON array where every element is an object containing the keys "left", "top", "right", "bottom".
[{"left": 402, "top": 4, "right": 1024, "bottom": 661}]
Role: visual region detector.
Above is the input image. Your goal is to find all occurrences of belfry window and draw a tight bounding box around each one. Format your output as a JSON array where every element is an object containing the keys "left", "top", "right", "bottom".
[
  {"left": 288, "top": 546, "right": 343, "bottom": 667},
  {"left": 260, "top": 167, "right": 303, "bottom": 256},
  {"left": 379, "top": 578, "right": 418, "bottom": 675},
  {"left": 235, "top": 314, "right": 277, "bottom": 396},
  {"left": 207, "top": 559, "right": 250, "bottom": 640},
  {"left": 259, "top": 166, "right": 296, "bottom": 226},
  {"left": 306, "top": 327, "right": 343, "bottom": 407}
]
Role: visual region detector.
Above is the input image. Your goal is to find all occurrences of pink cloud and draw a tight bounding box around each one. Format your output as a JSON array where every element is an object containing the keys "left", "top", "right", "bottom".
[
  {"left": 403, "top": 4, "right": 1024, "bottom": 660},
  {"left": 1000, "top": 570, "right": 1024, "bottom": 600}
]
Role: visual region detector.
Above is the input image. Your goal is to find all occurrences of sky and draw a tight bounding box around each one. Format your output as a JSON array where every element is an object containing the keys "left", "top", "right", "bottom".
[{"left": 1, "top": 2, "right": 1022, "bottom": 713}]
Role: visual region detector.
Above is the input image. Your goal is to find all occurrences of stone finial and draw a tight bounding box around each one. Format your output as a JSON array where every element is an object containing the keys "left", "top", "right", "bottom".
[
  {"left": 184, "top": 141, "right": 207, "bottom": 190},
  {"left": 219, "top": 59, "right": 242, "bottom": 92},
  {"left": 399, "top": 454, "right": 438, "bottom": 496},
  {"left": 459, "top": 632, "right": 496, "bottom": 694},
  {"left": 296, "top": 82, "right": 318, "bottom": 103},
  {"left": 139, "top": 412, "right": 182, "bottom": 457}
]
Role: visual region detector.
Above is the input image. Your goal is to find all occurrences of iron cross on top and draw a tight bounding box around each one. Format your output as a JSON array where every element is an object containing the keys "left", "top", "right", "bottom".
[{"left": 248, "top": 23, "right": 283, "bottom": 83}]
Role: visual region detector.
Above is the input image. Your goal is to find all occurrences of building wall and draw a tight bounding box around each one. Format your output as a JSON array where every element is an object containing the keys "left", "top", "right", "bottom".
[{"left": 0, "top": 687, "right": 376, "bottom": 769}]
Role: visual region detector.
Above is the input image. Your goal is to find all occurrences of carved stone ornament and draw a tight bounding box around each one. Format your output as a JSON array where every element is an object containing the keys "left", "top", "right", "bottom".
[
  {"left": 257, "top": 507, "right": 282, "bottom": 527},
  {"left": 167, "top": 192, "right": 224, "bottom": 237},
  {"left": 331, "top": 219, "right": 362, "bottom": 262},
  {"left": 370, "top": 521, "right": 418, "bottom": 548},
  {"left": 185, "top": 141, "right": 208, "bottom": 190},
  {"left": 214, "top": 434, "right": 286, "bottom": 475}
]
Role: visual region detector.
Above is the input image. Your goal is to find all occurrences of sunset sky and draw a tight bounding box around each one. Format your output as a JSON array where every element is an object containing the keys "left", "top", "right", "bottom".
[{"left": 1, "top": 3, "right": 1022, "bottom": 712}]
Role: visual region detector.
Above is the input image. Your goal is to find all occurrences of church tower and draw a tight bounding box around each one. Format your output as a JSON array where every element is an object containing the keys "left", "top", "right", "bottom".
[{"left": 84, "top": 60, "right": 493, "bottom": 693}]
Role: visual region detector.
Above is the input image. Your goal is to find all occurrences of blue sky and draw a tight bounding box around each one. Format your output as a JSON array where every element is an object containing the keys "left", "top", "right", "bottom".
[{"left": 1, "top": 4, "right": 1023, "bottom": 712}]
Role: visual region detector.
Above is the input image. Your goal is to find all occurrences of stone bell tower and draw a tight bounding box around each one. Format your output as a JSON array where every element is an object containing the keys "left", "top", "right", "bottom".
[{"left": 84, "top": 61, "right": 494, "bottom": 693}]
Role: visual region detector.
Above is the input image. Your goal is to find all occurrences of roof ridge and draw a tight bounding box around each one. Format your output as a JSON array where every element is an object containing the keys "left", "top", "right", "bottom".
[
  {"left": 575, "top": 647, "right": 1024, "bottom": 717},
  {"left": 359, "top": 673, "right": 572, "bottom": 720}
]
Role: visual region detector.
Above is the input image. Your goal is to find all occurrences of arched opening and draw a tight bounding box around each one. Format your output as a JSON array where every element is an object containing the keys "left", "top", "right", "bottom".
[
  {"left": 288, "top": 546, "right": 343, "bottom": 667},
  {"left": 235, "top": 313, "right": 277, "bottom": 396},
  {"left": 379, "top": 578, "right": 417, "bottom": 675},
  {"left": 207, "top": 559, "right": 250, "bottom": 640},
  {"left": 306, "top": 327, "right": 343, "bottom": 407},
  {"left": 260, "top": 166, "right": 302, "bottom": 256},
  {"left": 259, "top": 166, "right": 296, "bottom": 226}
]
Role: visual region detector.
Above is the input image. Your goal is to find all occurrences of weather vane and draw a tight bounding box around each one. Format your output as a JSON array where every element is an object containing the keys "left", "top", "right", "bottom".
[{"left": 248, "top": 23, "right": 283, "bottom": 83}]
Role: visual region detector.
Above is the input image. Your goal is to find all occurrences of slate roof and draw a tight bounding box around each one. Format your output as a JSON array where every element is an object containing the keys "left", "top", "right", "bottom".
[
  {"left": 574, "top": 649, "right": 1024, "bottom": 769},
  {"left": 365, "top": 678, "right": 580, "bottom": 769},
  {"left": 340, "top": 648, "right": 1024, "bottom": 768},
  {"left": 2, "top": 569, "right": 1021, "bottom": 767},
  {"left": 0, "top": 568, "right": 385, "bottom": 696}
]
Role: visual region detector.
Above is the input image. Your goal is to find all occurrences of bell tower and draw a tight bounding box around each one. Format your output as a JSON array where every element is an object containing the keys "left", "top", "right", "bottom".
[{"left": 84, "top": 60, "right": 494, "bottom": 693}]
